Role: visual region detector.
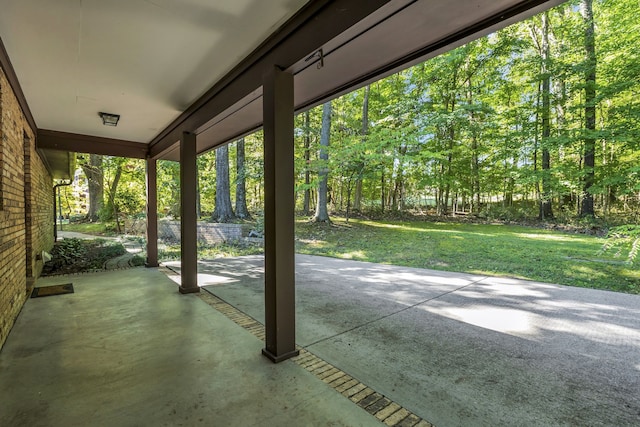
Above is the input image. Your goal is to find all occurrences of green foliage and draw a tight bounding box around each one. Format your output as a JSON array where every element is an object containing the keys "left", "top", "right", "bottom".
[
  {"left": 251, "top": 213, "right": 264, "bottom": 237},
  {"left": 130, "top": 255, "right": 146, "bottom": 267},
  {"left": 157, "top": 160, "right": 181, "bottom": 218},
  {"left": 284, "top": 0, "right": 640, "bottom": 220},
  {"left": 43, "top": 238, "right": 127, "bottom": 275},
  {"left": 51, "top": 238, "right": 87, "bottom": 264},
  {"left": 600, "top": 224, "right": 640, "bottom": 264}
]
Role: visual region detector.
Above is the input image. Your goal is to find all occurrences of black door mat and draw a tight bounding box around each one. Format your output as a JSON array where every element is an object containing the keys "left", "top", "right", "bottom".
[{"left": 31, "top": 284, "right": 74, "bottom": 298}]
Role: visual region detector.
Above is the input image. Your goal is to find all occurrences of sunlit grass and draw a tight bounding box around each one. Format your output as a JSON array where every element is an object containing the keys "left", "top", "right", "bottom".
[
  {"left": 295, "top": 217, "right": 640, "bottom": 294},
  {"left": 515, "top": 233, "right": 581, "bottom": 242},
  {"left": 64, "top": 221, "right": 117, "bottom": 235}
]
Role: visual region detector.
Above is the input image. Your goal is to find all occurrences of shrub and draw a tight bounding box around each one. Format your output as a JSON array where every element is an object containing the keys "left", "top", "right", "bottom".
[{"left": 43, "top": 238, "right": 128, "bottom": 275}]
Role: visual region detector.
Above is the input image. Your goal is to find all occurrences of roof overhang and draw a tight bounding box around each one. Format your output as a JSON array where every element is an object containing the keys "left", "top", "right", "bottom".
[
  {"left": 37, "top": 148, "right": 75, "bottom": 180},
  {"left": 171, "top": 0, "right": 567, "bottom": 161},
  {"left": 0, "top": 0, "right": 565, "bottom": 164}
]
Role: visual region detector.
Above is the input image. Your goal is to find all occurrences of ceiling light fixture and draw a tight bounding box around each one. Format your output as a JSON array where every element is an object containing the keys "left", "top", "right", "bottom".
[{"left": 99, "top": 112, "right": 120, "bottom": 127}]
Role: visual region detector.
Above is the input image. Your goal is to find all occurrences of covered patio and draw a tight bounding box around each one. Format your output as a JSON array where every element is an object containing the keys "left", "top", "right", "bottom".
[
  {"left": 0, "top": 267, "right": 381, "bottom": 426},
  {"left": 3, "top": 2, "right": 600, "bottom": 426},
  {"left": 0, "top": 0, "right": 564, "bottom": 363}
]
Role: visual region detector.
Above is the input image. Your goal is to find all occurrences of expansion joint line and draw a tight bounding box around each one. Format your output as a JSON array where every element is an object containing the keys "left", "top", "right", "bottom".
[
  {"left": 193, "top": 286, "right": 436, "bottom": 427},
  {"left": 303, "top": 276, "right": 489, "bottom": 348}
]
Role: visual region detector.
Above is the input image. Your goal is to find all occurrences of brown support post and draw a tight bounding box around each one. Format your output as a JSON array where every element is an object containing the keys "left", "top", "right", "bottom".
[
  {"left": 261, "top": 65, "right": 298, "bottom": 363},
  {"left": 145, "top": 158, "right": 159, "bottom": 268},
  {"left": 179, "top": 131, "right": 199, "bottom": 294}
]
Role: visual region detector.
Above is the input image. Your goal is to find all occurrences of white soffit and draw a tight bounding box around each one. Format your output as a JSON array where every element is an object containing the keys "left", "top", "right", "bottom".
[{"left": 0, "top": 0, "right": 309, "bottom": 142}]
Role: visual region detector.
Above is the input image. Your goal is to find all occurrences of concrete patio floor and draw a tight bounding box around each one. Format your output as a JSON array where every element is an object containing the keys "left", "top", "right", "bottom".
[
  {"left": 0, "top": 267, "right": 381, "bottom": 427},
  {"left": 164, "top": 254, "right": 640, "bottom": 427},
  {"left": 3, "top": 255, "right": 640, "bottom": 426}
]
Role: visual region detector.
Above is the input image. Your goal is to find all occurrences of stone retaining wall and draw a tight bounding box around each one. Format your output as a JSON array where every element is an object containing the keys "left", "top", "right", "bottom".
[{"left": 158, "top": 219, "right": 244, "bottom": 244}]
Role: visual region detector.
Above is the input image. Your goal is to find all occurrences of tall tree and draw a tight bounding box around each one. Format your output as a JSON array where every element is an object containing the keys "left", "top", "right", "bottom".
[
  {"left": 196, "top": 156, "right": 205, "bottom": 219},
  {"left": 302, "top": 111, "right": 312, "bottom": 215},
  {"left": 81, "top": 154, "right": 103, "bottom": 221},
  {"left": 211, "top": 144, "right": 235, "bottom": 222},
  {"left": 314, "top": 101, "right": 332, "bottom": 222},
  {"left": 530, "top": 11, "right": 555, "bottom": 219},
  {"left": 354, "top": 85, "right": 370, "bottom": 211},
  {"left": 235, "top": 138, "right": 251, "bottom": 219},
  {"left": 580, "top": 0, "right": 596, "bottom": 217},
  {"left": 103, "top": 157, "right": 124, "bottom": 232},
  {"left": 465, "top": 57, "right": 481, "bottom": 213}
]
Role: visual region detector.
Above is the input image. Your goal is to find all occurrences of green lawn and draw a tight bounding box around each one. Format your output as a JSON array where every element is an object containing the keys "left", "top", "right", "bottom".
[
  {"left": 63, "top": 221, "right": 117, "bottom": 235},
  {"left": 295, "top": 218, "right": 640, "bottom": 294}
]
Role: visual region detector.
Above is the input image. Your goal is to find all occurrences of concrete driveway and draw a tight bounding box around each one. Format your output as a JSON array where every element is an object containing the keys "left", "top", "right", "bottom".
[{"left": 166, "top": 254, "right": 640, "bottom": 426}]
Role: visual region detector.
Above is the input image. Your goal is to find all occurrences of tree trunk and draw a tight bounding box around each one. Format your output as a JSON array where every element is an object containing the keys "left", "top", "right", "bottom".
[
  {"left": 466, "top": 65, "right": 481, "bottom": 214},
  {"left": 354, "top": 85, "right": 370, "bottom": 212},
  {"left": 437, "top": 158, "right": 445, "bottom": 215},
  {"left": 212, "top": 144, "right": 236, "bottom": 222},
  {"left": 82, "top": 154, "right": 103, "bottom": 221},
  {"left": 556, "top": 63, "right": 569, "bottom": 211},
  {"left": 345, "top": 180, "right": 353, "bottom": 223},
  {"left": 315, "top": 101, "right": 331, "bottom": 222},
  {"left": 393, "top": 145, "right": 407, "bottom": 211},
  {"left": 303, "top": 111, "right": 311, "bottom": 215},
  {"left": 533, "top": 78, "right": 541, "bottom": 212},
  {"left": 580, "top": 0, "right": 596, "bottom": 217},
  {"left": 443, "top": 126, "right": 455, "bottom": 215},
  {"left": 235, "top": 137, "right": 251, "bottom": 219},
  {"left": 380, "top": 170, "right": 386, "bottom": 212},
  {"left": 441, "top": 90, "right": 456, "bottom": 216},
  {"left": 104, "top": 162, "right": 123, "bottom": 233},
  {"left": 540, "top": 11, "right": 554, "bottom": 219}
]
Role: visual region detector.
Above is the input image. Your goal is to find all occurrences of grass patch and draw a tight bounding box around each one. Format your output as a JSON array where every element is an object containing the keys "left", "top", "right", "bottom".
[
  {"left": 295, "top": 217, "right": 640, "bottom": 294},
  {"left": 63, "top": 221, "right": 118, "bottom": 236}
]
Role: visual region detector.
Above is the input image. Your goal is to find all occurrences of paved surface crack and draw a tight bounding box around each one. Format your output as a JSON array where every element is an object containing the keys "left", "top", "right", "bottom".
[{"left": 195, "top": 286, "right": 436, "bottom": 427}]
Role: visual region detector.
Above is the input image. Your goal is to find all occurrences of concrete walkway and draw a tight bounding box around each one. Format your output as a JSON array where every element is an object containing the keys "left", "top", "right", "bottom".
[
  {"left": 0, "top": 268, "right": 380, "bottom": 427},
  {"left": 164, "top": 255, "right": 640, "bottom": 427}
]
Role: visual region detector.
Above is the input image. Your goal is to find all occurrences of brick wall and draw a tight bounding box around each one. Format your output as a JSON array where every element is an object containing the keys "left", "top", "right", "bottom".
[
  {"left": 27, "top": 133, "right": 54, "bottom": 280},
  {"left": 0, "top": 67, "right": 54, "bottom": 349}
]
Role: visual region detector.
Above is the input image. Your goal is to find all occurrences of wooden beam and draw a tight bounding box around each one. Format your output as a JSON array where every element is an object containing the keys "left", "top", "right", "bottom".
[{"left": 37, "top": 129, "right": 148, "bottom": 159}]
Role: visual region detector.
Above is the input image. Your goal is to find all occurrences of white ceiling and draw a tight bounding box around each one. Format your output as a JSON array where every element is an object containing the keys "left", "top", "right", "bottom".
[{"left": 0, "top": 0, "right": 309, "bottom": 142}]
